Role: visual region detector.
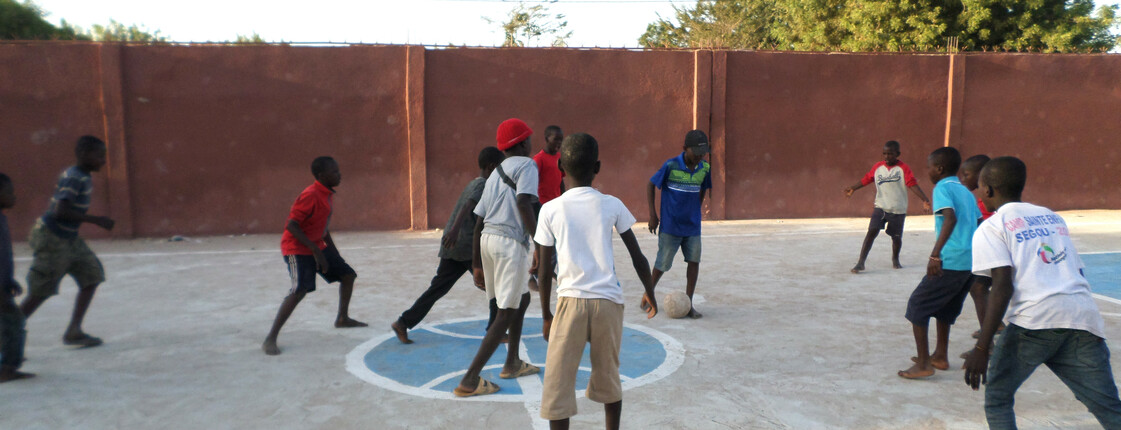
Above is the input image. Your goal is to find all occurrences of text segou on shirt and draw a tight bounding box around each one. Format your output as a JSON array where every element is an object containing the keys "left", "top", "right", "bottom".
[
  {"left": 280, "top": 181, "right": 334, "bottom": 256},
  {"left": 972, "top": 202, "right": 1105, "bottom": 339},
  {"left": 650, "top": 153, "right": 712, "bottom": 237},
  {"left": 860, "top": 161, "right": 918, "bottom": 214},
  {"left": 474, "top": 156, "right": 538, "bottom": 245},
  {"left": 440, "top": 177, "right": 486, "bottom": 262},
  {"left": 40, "top": 166, "right": 93, "bottom": 239},
  {"left": 534, "top": 187, "right": 636, "bottom": 305},
  {"left": 932, "top": 177, "right": 981, "bottom": 271}
]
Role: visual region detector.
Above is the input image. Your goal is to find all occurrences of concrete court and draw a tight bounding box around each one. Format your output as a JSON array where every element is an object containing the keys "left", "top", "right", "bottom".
[{"left": 2, "top": 210, "right": 1120, "bottom": 430}]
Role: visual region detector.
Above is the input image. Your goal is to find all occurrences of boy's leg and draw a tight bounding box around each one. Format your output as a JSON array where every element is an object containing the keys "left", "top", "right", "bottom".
[
  {"left": 542, "top": 297, "right": 588, "bottom": 422},
  {"left": 263, "top": 254, "right": 317, "bottom": 355},
  {"left": 62, "top": 239, "right": 107, "bottom": 346},
  {"left": 899, "top": 321, "right": 935, "bottom": 379},
  {"left": 262, "top": 291, "right": 307, "bottom": 355},
  {"left": 1045, "top": 330, "right": 1121, "bottom": 428},
  {"left": 887, "top": 213, "right": 905, "bottom": 269},
  {"left": 605, "top": 401, "right": 622, "bottom": 430},
  {"left": 985, "top": 325, "right": 1049, "bottom": 429},
  {"left": 62, "top": 283, "right": 101, "bottom": 346},
  {"left": 502, "top": 292, "right": 532, "bottom": 374},
  {"left": 321, "top": 247, "right": 365, "bottom": 328},
  {"left": 682, "top": 235, "right": 702, "bottom": 318},
  {"left": 651, "top": 233, "right": 681, "bottom": 288},
  {"left": 394, "top": 258, "right": 472, "bottom": 343},
  {"left": 930, "top": 319, "right": 950, "bottom": 370},
  {"left": 18, "top": 295, "right": 48, "bottom": 319},
  {"left": 853, "top": 210, "right": 885, "bottom": 273},
  {"left": 458, "top": 308, "right": 515, "bottom": 393},
  {"left": 0, "top": 303, "right": 33, "bottom": 382}
]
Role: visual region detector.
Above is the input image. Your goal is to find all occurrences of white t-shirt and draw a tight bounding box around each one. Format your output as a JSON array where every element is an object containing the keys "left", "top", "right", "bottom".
[
  {"left": 474, "top": 156, "right": 538, "bottom": 243},
  {"left": 972, "top": 202, "right": 1105, "bottom": 339},
  {"left": 861, "top": 161, "right": 919, "bottom": 214},
  {"left": 534, "top": 187, "right": 637, "bottom": 305}
]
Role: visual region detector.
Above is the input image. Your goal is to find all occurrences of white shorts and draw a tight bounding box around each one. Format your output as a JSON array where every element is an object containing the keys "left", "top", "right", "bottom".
[{"left": 480, "top": 233, "right": 531, "bottom": 309}]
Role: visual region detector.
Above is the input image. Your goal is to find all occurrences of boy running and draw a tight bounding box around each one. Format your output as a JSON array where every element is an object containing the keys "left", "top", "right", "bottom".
[
  {"left": 964, "top": 156, "right": 1121, "bottom": 428},
  {"left": 535, "top": 132, "right": 658, "bottom": 430},
  {"left": 262, "top": 156, "right": 366, "bottom": 356},
  {"left": 647, "top": 129, "right": 713, "bottom": 318},
  {"left": 20, "top": 136, "right": 114, "bottom": 348},
  {"left": 899, "top": 147, "right": 981, "bottom": 379},
  {"left": 844, "top": 140, "right": 931, "bottom": 273},
  {"left": 1, "top": 173, "right": 33, "bottom": 382}
]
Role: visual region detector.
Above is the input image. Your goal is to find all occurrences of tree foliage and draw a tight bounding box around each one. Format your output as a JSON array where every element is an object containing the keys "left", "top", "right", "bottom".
[
  {"left": 0, "top": 0, "right": 85, "bottom": 40},
  {"left": 84, "top": 19, "right": 166, "bottom": 43},
  {"left": 234, "top": 33, "right": 265, "bottom": 43},
  {"left": 640, "top": 0, "right": 1120, "bottom": 52},
  {"left": 486, "top": 1, "right": 572, "bottom": 47}
]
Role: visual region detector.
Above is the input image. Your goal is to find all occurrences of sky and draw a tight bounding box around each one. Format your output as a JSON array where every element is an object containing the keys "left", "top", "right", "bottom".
[{"left": 30, "top": 0, "right": 1121, "bottom": 48}]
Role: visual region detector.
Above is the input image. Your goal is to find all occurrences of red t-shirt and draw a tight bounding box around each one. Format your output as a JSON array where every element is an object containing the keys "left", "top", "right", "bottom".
[
  {"left": 280, "top": 181, "right": 334, "bottom": 255},
  {"left": 977, "top": 198, "right": 993, "bottom": 221},
  {"left": 534, "top": 150, "right": 565, "bottom": 204}
]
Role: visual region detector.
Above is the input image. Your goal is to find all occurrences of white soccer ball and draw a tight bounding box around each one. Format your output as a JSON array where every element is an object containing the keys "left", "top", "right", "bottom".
[{"left": 662, "top": 291, "right": 691, "bottom": 319}]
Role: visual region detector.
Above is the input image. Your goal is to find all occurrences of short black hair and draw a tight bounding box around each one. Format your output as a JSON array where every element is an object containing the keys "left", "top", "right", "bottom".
[
  {"left": 544, "top": 125, "right": 562, "bottom": 136},
  {"left": 962, "top": 154, "right": 991, "bottom": 172},
  {"left": 884, "top": 140, "right": 900, "bottom": 152},
  {"left": 311, "top": 156, "right": 336, "bottom": 176},
  {"left": 478, "top": 146, "right": 504, "bottom": 169},
  {"left": 929, "top": 146, "right": 962, "bottom": 175},
  {"left": 981, "top": 156, "right": 1026, "bottom": 200},
  {"left": 75, "top": 135, "right": 106, "bottom": 156},
  {"left": 559, "top": 133, "right": 598, "bottom": 181},
  {"left": 0, "top": 173, "right": 10, "bottom": 189}
]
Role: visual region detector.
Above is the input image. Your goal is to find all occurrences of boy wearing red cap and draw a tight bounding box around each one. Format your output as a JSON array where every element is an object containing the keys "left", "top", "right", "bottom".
[{"left": 454, "top": 118, "right": 540, "bottom": 397}]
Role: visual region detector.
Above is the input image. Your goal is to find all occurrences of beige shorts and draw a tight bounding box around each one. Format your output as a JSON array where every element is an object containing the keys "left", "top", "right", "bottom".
[
  {"left": 26, "top": 223, "right": 105, "bottom": 297},
  {"left": 540, "top": 296, "right": 624, "bottom": 421},
  {"left": 480, "top": 233, "right": 530, "bottom": 309}
]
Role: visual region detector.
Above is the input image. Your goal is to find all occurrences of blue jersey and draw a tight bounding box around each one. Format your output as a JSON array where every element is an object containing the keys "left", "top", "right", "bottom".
[
  {"left": 650, "top": 153, "right": 712, "bottom": 237},
  {"left": 40, "top": 166, "right": 93, "bottom": 239},
  {"left": 932, "top": 177, "right": 981, "bottom": 271}
]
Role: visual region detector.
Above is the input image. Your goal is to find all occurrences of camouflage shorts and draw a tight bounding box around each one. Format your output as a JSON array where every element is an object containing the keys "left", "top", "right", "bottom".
[{"left": 26, "top": 223, "right": 105, "bottom": 298}]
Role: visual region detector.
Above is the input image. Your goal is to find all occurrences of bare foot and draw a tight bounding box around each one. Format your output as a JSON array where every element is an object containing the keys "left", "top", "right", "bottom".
[
  {"left": 0, "top": 368, "right": 35, "bottom": 383},
  {"left": 262, "top": 340, "right": 281, "bottom": 356},
  {"left": 910, "top": 356, "right": 949, "bottom": 371},
  {"left": 391, "top": 321, "right": 413, "bottom": 344},
  {"left": 688, "top": 308, "right": 703, "bottom": 319},
  {"left": 62, "top": 332, "right": 103, "bottom": 348},
  {"left": 335, "top": 317, "right": 368, "bottom": 328},
  {"left": 850, "top": 263, "right": 865, "bottom": 274},
  {"left": 898, "top": 362, "right": 935, "bottom": 379},
  {"left": 893, "top": 260, "right": 903, "bottom": 269}
]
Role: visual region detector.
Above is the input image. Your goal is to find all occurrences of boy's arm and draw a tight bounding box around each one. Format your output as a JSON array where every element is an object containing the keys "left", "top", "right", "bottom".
[
  {"left": 964, "top": 266, "right": 1013, "bottom": 390},
  {"left": 53, "top": 199, "right": 114, "bottom": 230},
  {"left": 646, "top": 182, "right": 659, "bottom": 234},
  {"left": 927, "top": 208, "right": 956, "bottom": 277},
  {"left": 843, "top": 182, "right": 864, "bottom": 197},
  {"left": 471, "top": 216, "right": 485, "bottom": 291},
  {"left": 286, "top": 219, "right": 329, "bottom": 273},
  {"left": 620, "top": 229, "right": 657, "bottom": 319},
  {"left": 908, "top": 184, "right": 932, "bottom": 212},
  {"left": 538, "top": 244, "right": 556, "bottom": 341},
  {"left": 515, "top": 194, "right": 536, "bottom": 238},
  {"left": 442, "top": 198, "right": 478, "bottom": 250}
]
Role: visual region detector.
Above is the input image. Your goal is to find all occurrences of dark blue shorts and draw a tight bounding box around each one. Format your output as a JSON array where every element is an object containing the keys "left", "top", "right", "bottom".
[
  {"left": 869, "top": 208, "right": 906, "bottom": 238},
  {"left": 905, "top": 269, "right": 973, "bottom": 326},
  {"left": 283, "top": 246, "right": 356, "bottom": 295}
]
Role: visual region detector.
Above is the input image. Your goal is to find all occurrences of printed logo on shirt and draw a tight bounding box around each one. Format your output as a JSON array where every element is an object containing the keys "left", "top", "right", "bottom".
[
  {"left": 876, "top": 171, "right": 902, "bottom": 186},
  {"left": 1038, "top": 243, "right": 1068, "bottom": 264}
]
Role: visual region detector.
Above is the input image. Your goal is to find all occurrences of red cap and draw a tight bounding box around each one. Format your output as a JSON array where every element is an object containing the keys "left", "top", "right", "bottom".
[{"left": 496, "top": 118, "right": 533, "bottom": 151}]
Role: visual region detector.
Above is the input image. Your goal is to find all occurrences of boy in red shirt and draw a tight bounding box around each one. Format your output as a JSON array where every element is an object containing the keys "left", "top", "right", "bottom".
[
  {"left": 530, "top": 125, "right": 565, "bottom": 293},
  {"left": 262, "top": 156, "right": 366, "bottom": 356}
]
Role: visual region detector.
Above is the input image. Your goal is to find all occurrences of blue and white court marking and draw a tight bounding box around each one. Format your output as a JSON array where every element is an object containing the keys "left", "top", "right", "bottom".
[{"left": 1085, "top": 252, "right": 1121, "bottom": 309}]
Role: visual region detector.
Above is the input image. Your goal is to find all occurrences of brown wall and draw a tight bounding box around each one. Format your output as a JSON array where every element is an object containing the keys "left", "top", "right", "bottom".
[{"left": 2, "top": 43, "right": 1119, "bottom": 238}]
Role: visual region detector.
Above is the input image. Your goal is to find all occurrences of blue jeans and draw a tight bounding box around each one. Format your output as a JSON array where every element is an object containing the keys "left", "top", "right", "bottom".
[
  {"left": 654, "top": 233, "right": 701, "bottom": 272},
  {"left": 985, "top": 324, "right": 1121, "bottom": 429}
]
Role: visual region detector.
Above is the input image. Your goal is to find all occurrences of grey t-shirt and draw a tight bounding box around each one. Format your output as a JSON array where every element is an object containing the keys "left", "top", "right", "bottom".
[
  {"left": 474, "top": 156, "right": 538, "bottom": 244},
  {"left": 439, "top": 177, "right": 486, "bottom": 262}
]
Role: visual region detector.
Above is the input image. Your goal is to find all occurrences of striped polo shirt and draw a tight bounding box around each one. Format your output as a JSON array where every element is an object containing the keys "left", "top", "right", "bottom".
[{"left": 40, "top": 166, "right": 93, "bottom": 239}]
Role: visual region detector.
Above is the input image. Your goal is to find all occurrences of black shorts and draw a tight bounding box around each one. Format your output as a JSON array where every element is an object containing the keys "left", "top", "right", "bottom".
[
  {"left": 905, "top": 270, "right": 974, "bottom": 326},
  {"left": 283, "top": 246, "right": 356, "bottom": 295},
  {"left": 869, "top": 208, "right": 906, "bottom": 237}
]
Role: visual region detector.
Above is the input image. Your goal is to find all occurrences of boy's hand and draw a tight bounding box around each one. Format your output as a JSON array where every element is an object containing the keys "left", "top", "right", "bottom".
[
  {"left": 922, "top": 201, "right": 932, "bottom": 212},
  {"left": 843, "top": 187, "right": 855, "bottom": 197},
  {"left": 473, "top": 268, "right": 485, "bottom": 291},
  {"left": 926, "top": 258, "right": 943, "bottom": 277},
  {"left": 94, "top": 216, "right": 116, "bottom": 231},
  {"left": 542, "top": 316, "right": 553, "bottom": 342},
  {"left": 313, "top": 249, "right": 330, "bottom": 274},
  {"left": 647, "top": 215, "right": 659, "bottom": 235},
  {"left": 640, "top": 294, "right": 657, "bottom": 319},
  {"left": 529, "top": 250, "right": 539, "bottom": 275},
  {"left": 441, "top": 234, "right": 457, "bottom": 250},
  {"left": 9, "top": 281, "right": 21, "bottom": 298},
  {"left": 963, "top": 347, "right": 989, "bottom": 390}
]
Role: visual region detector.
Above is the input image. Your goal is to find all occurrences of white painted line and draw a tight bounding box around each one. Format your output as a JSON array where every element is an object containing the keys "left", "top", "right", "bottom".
[
  {"left": 1093, "top": 294, "right": 1121, "bottom": 308},
  {"left": 518, "top": 340, "right": 549, "bottom": 430}
]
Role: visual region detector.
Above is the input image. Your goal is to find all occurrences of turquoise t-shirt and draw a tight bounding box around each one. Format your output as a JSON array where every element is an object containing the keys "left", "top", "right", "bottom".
[{"left": 932, "top": 177, "right": 981, "bottom": 271}]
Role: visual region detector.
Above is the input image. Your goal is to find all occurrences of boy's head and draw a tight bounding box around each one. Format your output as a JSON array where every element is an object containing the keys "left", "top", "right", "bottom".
[
  {"left": 75, "top": 135, "right": 107, "bottom": 172},
  {"left": 979, "top": 156, "right": 1026, "bottom": 211},
  {"left": 477, "top": 146, "right": 505, "bottom": 179},
  {"left": 882, "top": 140, "right": 901, "bottom": 166},
  {"left": 544, "top": 125, "right": 563, "bottom": 155},
  {"left": 311, "top": 156, "right": 341, "bottom": 188},
  {"left": 0, "top": 173, "right": 14, "bottom": 210},
  {"left": 683, "top": 129, "right": 710, "bottom": 164},
  {"left": 958, "top": 154, "right": 991, "bottom": 191},
  {"left": 496, "top": 118, "right": 533, "bottom": 157},
  {"left": 926, "top": 146, "right": 961, "bottom": 184},
  {"left": 558, "top": 133, "right": 600, "bottom": 184}
]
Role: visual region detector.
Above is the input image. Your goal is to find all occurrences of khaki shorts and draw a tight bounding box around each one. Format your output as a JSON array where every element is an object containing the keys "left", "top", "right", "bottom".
[
  {"left": 26, "top": 223, "right": 105, "bottom": 298},
  {"left": 480, "top": 233, "right": 530, "bottom": 309},
  {"left": 540, "top": 297, "right": 624, "bottom": 421}
]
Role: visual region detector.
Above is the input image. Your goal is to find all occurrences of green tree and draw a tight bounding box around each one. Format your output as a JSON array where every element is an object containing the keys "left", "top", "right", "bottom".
[
  {"left": 0, "top": 0, "right": 85, "bottom": 40},
  {"left": 234, "top": 32, "right": 265, "bottom": 43},
  {"left": 84, "top": 19, "right": 167, "bottom": 43},
  {"left": 485, "top": 1, "right": 572, "bottom": 47}
]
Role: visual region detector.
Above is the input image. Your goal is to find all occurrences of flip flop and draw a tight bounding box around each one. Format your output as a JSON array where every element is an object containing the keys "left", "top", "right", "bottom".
[
  {"left": 63, "top": 334, "right": 103, "bottom": 348},
  {"left": 499, "top": 361, "right": 540, "bottom": 379},
  {"left": 453, "top": 378, "right": 500, "bottom": 397}
]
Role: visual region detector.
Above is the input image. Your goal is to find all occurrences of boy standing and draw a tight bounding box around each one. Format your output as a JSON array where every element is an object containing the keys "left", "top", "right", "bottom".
[
  {"left": 1, "top": 173, "right": 33, "bottom": 382},
  {"left": 899, "top": 147, "right": 981, "bottom": 379},
  {"left": 965, "top": 156, "right": 1121, "bottom": 429},
  {"left": 20, "top": 136, "right": 114, "bottom": 348},
  {"left": 529, "top": 125, "right": 565, "bottom": 293},
  {"left": 844, "top": 140, "right": 931, "bottom": 273},
  {"left": 957, "top": 154, "right": 1002, "bottom": 359},
  {"left": 454, "top": 118, "right": 540, "bottom": 397},
  {"left": 262, "top": 156, "right": 366, "bottom": 356},
  {"left": 391, "top": 147, "right": 505, "bottom": 344},
  {"left": 535, "top": 133, "right": 658, "bottom": 430},
  {"left": 647, "top": 129, "right": 712, "bottom": 318}
]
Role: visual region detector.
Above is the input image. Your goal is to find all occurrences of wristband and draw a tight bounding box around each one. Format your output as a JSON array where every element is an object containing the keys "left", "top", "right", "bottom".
[{"left": 929, "top": 256, "right": 942, "bottom": 262}]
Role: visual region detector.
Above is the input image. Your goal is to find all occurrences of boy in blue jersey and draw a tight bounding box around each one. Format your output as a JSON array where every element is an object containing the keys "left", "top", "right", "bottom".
[
  {"left": 20, "top": 136, "right": 115, "bottom": 348},
  {"left": 899, "top": 147, "right": 981, "bottom": 379},
  {"left": 647, "top": 130, "right": 712, "bottom": 319}
]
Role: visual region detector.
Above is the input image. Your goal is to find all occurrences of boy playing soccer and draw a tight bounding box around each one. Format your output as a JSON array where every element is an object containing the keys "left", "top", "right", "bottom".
[
  {"left": 535, "top": 132, "right": 658, "bottom": 430},
  {"left": 844, "top": 140, "right": 931, "bottom": 273},
  {"left": 1, "top": 173, "right": 33, "bottom": 382},
  {"left": 391, "top": 147, "right": 505, "bottom": 344},
  {"left": 262, "top": 156, "right": 366, "bottom": 356},
  {"left": 454, "top": 118, "right": 540, "bottom": 397},
  {"left": 20, "top": 136, "right": 115, "bottom": 348},
  {"left": 957, "top": 154, "right": 1003, "bottom": 359},
  {"left": 964, "top": 156, "right": 1121, "bottom": 428},
  {"left": 647, "top": 129, "right": 713, "bottom": 318},
  {"left": 899, "top": 147, "right": 981, "bottom": 379}
]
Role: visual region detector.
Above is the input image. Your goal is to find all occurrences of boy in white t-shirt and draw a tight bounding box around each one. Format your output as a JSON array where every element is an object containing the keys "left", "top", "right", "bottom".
[
  {"left": 844, "top": 140, "right": 931, "bottom": 273},
  {"left": 535, "top": 133, "right": 658, "bottom": 429},
  {"left": 964, "top": 156, "right": 1121, "bottom": 429}
]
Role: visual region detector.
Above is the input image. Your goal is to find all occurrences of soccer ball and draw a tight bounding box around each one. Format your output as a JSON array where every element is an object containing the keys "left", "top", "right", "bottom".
[{"left": 662, "top": 291, "right": 691, "bottom": 319}]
